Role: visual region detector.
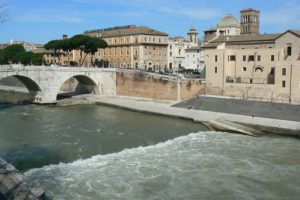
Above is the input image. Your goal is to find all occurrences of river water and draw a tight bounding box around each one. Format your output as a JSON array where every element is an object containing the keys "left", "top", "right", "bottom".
[{"left": 0, "top": 104, "right": 299, "bottom": 200}]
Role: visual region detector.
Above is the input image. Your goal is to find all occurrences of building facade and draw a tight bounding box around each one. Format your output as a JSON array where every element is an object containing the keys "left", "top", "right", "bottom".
[
  {"left": 183, "top": 47, "right": 205, "bottom": 72},
  {"left": 167, "top": 27, "right": 200, "bottom": 71},
  {"left": 84, "top": 25, "right": 168, "bottom": 70},
  {"left": 204, "top": 30, "right": 300, "bottom": 104}
]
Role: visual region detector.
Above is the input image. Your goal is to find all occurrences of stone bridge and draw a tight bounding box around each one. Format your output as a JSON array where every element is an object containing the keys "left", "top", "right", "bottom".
[{"left": 0, "top": 65, "right": 116, "bottom": 104}]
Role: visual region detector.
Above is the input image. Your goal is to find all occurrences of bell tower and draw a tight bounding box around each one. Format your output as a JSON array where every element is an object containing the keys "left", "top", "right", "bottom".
[
  {"left": 187, "top": 27, "right": 198, "bottom": 44},
  {"left": 240, "top": 8, "right": 260, "bottom": 34}
]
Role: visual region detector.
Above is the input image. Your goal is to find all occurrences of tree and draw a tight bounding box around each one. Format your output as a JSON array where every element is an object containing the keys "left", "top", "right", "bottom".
[
  {"left": 0, "top": 44, "right": 43, "bottom": 65},
  {"left": 44, "top": 35, "right": 108, "bottom": 67},
  {"left": 44, "top": 40, "right": 64, "bottom": 64},
  {"left": 13, "top": 52, "right": 33, "bottom": 65},
  {"left": 31, "top": 53, "right": 43, "bottom": 65},
  {"left": 61, "top": 39, "right": 72, "bottom": 65},
  {"left": 0, "top": 49, "right": 4, "bottom": 64},
  {"left": 84, "top": 37, "right": 108, "bottom": 65},
  {"left": 0, "top": 44, "right": 25, "bottom": 64},
  {"left": 69, "top": 34, "right": 91, "bottom": 65},
  {"left": 69, "top": 34, "right": 107, "bottom": 66}
]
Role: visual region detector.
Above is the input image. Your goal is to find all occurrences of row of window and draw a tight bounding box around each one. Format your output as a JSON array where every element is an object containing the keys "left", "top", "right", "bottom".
[
  {"left": 100, "top": 48, "right": 131, "bottom": 57},
  {"left": 214, "top": 66, "right": 287, "bottom": 75},
  {"left": 106, "top": 36, "right": 167, "bottom": 45},
  {"left": 214, "top": 55, "right": 276, "bottom": 62}
]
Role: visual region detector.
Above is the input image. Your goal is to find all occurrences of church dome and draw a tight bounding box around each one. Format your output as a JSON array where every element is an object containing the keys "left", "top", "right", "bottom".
[{"left": 218, "top": 14, "right": 240, "bottom": 28}]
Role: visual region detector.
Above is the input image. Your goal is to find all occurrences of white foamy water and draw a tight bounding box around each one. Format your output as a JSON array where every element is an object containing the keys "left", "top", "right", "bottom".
[{"left": 26, "top": 131, "right": 300, "bottom": 200}]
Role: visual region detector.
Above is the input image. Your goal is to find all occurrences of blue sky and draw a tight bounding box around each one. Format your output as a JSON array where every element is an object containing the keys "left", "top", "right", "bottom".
[{"left": 1, "top": 0, "right": 300, "bottom": 44}]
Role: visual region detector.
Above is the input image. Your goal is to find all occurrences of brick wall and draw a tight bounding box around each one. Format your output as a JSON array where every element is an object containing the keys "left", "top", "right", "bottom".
[{"left": 116, "top": 70, "right": 205, "bottom": 101}]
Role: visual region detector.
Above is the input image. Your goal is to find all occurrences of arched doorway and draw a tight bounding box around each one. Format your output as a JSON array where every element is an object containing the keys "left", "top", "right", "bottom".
[{"left": 148, "top": 62, "right": 152, "bottom": 71}]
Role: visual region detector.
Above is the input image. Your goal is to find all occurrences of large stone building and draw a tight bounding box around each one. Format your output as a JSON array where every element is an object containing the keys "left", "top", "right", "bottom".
[
  {"left": 203, "top": 29, "right": 300, "bottom": 104},
  {"left": 84, "top": 25, "right": 169, "bottom": 70}
]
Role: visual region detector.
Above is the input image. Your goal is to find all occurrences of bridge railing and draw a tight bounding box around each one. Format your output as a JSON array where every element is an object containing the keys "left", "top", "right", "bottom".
[{"left": 0, "top": 65, "right": 116, "bottom": 72}]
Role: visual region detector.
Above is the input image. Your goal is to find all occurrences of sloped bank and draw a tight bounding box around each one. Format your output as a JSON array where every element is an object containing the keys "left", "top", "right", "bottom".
[{"left": 81, "top": 95, "right": 300, "bottom": 138}]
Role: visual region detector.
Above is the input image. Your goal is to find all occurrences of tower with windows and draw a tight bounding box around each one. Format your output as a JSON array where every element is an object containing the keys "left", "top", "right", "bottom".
[
  {"left": 240, "top": 8, "right": 260, "bottom": 34},
  {"left": 187, "top": 27, "right": 198, "bottom": 44}
]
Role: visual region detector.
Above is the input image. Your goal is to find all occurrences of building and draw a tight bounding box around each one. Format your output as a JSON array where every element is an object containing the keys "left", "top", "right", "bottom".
[
  {"left": 204, "top": 14, "right": 241, "bottom": 43},
  {"left": 0, "top": 40, "right": 43, "bottom": 51},
  {"left": 183, "top": 46, "right": 205, "bottom": 72},
  {"left": 167, "top": 27, "right": 200, "bottom": 71},
  {"left": 167, "top": 37, "right": 187, "bottom": 71},
  {"left": 84, "top": 25, "right": 169, "bottom": 70},
  {"left": 204, "top": 29, "right": 300, "bottom": 104}
]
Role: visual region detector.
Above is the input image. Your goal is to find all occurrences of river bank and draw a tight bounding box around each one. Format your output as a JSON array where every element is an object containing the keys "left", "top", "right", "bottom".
[{"left": 57, "top": 95, "right": 300, "bottom": 137}]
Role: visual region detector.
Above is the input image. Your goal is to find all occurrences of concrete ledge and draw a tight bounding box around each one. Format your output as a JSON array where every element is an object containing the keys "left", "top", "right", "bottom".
[
  {"left": 0, "top": 158, "right": 45, "bottom": 200},
  {"left": 81, "top": 95, "right": 300, "bottom": 138},
  {"left": 207, "top": 119, "right": 266, "bottom": 137}
]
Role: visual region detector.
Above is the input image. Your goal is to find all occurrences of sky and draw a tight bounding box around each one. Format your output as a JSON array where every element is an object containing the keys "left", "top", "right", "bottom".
[{"left": 1, "top": 0, "right": 300, "bottom": 44}]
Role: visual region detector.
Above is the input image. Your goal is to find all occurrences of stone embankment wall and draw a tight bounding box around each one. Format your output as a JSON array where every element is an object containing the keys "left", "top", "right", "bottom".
[
  {"left": 116, "top": 70, "right": 205, "bottom": 101},
  {"left": 0, "top": 158, "right": 45, "bottom": 199},
  {"left": 0, "top": 88, "right": 31, "bottom": 104}
]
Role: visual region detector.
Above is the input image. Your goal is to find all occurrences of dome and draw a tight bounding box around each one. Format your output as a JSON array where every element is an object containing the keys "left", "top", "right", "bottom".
[
  {"left": 189, "top": 26, "right": 196, "bottom": 32},
  {"left": 218, "top": 14, "right": 240, "bottom": 28},
  {"left": 188, "top": 26, "right": 198, "bottom": 34}
]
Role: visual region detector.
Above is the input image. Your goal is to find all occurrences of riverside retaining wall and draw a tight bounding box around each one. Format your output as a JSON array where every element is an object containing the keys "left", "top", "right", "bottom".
[{"left": 116, "top": 70, "right": 205, "bottom": 101}]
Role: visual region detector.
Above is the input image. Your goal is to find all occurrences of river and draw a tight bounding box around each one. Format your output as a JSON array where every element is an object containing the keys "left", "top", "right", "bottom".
[{"left": 0, "top": 104, "right": 299, "bottom": 200}]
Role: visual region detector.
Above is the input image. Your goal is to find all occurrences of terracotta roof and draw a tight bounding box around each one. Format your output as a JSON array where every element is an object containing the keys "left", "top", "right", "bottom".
[
  {"left": 202, "top": 42, "right": 224, "bottom": 49},
  {"left": 203, "top": 29, "right": 300, "bottom": 49},
  {"left": 205, "top": 33, "right": 281, "bottom": 46},
  {"left": 209, "top": 36, "right": 228, "bottom": 43},
  {"left": 227, "top": 34, "right": 280, "bottom": 43},
  {"left": 84, "top": 25, "right": 168, "bottom": 37}
]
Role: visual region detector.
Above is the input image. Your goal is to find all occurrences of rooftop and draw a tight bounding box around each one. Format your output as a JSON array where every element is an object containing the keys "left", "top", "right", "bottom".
[
  {"left": 84, "top": 25, "right": 168, "bottom": 37},
  {"left": 240, "top": 8, "right": 260, "bottom": 13}
]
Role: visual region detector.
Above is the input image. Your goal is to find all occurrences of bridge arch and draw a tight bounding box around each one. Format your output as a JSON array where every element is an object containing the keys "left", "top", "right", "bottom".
[
  {"left": 0, "top": 75, "right": 41, "bottom": 92},
  {"left": 56, "top": 74, "right": 100, "bottom": 100}
]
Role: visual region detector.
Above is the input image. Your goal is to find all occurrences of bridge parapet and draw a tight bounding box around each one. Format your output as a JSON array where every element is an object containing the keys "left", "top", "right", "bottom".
[{"left": 0, "top": 65, "right": 116, "bottom": 73}]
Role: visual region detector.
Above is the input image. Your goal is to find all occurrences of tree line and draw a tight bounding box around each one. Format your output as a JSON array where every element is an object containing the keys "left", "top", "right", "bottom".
[
  {"left": 0, "top": 44, "right": 43, "bottom": 65},
  {"left": 44, "top": 34, "right": 108, "bottom": 66},
  {"left": 0, "top": 34, "right": 108, "bottom": 66}
]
